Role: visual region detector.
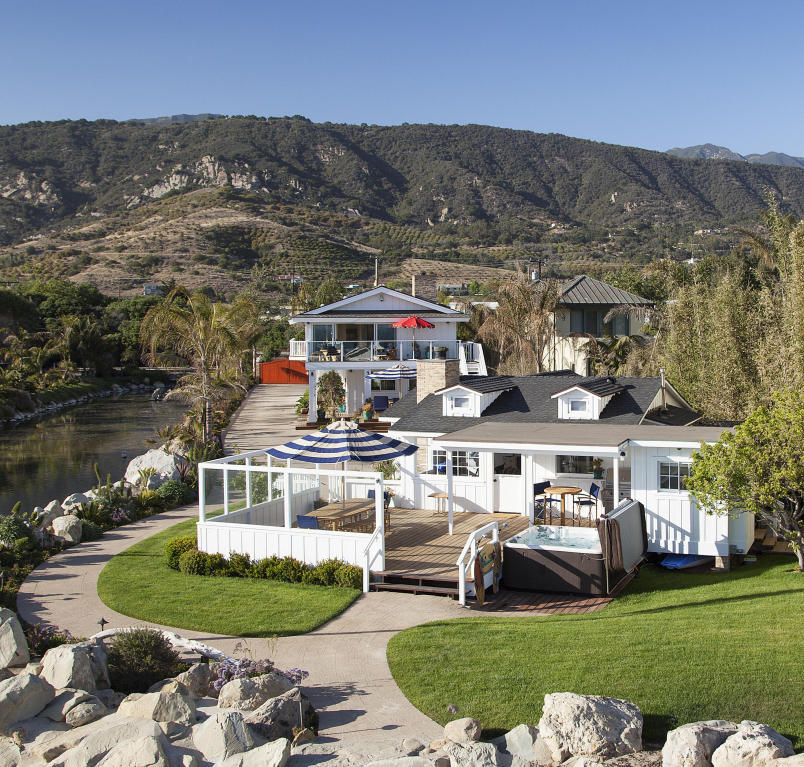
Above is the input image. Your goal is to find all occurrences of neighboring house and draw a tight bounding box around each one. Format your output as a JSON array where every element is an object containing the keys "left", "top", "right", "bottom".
[
  {"left": 384, "top": 362, "right": 751, "bottom": 564},
  {"left": 545, "top": 275, "right": 654, "bottom": 374},
  {"left": 288, "top": 285, "right": 487, "bottom": 421}
]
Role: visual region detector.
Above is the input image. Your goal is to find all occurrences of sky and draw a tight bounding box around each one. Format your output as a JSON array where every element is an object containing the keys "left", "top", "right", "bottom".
[{"left": 2, "top": 0, "right": 803, "bottom": 156}]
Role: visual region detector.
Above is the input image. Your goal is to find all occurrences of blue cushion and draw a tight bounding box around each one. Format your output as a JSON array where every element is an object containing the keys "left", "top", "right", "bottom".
[{"left": 296, "top": 515, "right": 319, "bottom": 529}]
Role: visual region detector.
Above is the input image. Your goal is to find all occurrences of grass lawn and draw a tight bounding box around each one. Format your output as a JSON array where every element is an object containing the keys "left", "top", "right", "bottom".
[
  {"left": 387, "top": 556, "right": 804, "bottom": 748},
  {"left": 97, "top": 517, "right": 361, "bottom": 637}
]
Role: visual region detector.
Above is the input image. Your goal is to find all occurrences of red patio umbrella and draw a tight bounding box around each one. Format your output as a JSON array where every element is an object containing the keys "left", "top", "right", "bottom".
[{"left": 392, "top": 315, "right": 435, "bottom": 359}]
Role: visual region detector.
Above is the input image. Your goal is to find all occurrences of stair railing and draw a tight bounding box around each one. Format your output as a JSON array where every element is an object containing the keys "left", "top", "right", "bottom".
[
  {"left": 456, "top": 520, "right": 499, "bottom": 606},
  {"left": 362, "top": 524, "right": 385, "bottom": 593}
]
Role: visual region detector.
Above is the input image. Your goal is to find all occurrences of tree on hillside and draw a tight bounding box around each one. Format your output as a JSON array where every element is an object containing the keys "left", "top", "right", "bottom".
[
  {"left": 687, "top": 387, "right": 804, "bottom": 570},
  {"left": 139, "top": 287, "right": 259, "bottom": 442},
  {"left": 477, "top": 275, "right": 559, "bottom": 374}
]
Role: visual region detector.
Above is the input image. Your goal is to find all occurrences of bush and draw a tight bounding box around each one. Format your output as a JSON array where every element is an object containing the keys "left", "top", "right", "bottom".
[
  {"left": 275, "top": 557, "right": 307, "bottom": 583},
  {"left": 228, "top": 552, "right": 253, "bottom": 578},
  {"left": 25, "top": 623, "right": 76, "bottom": 656},
  {"left": 178, "top": 549, "right": 210, "bottom": 575},
  {"left": 206, "top": 553, "right": 230, "bottom": 577},
  {"left": 107, "top": 628, "right": 186, "bottom": 693},
  {"left": 306, "top": 558, "right": 343, "bottom": 586},
  {"left": 75, "top": 501, "right": 113, "bottom": 529},
  {"left": 335, "top": 564, "right": 363, "bottom": 590},
  {"left": 255, "top": 555, "right": 282, "bottom": 580},
  {"left": 80, "top": 520, "right": 103, "bottom": 542},
  {"left": 0, "top": 507, "right": 33, "bottom": 549},
  {"left": 165, "top": 536, "right": 197, "bottom": 570},
  {"left": 156, "top": 480, "right": 193, "bottom": 507}
]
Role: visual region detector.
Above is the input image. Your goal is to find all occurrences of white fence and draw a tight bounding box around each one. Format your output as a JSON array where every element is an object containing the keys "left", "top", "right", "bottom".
[{"left": 196, "top": 452, "right": 387, "bottom": 589}]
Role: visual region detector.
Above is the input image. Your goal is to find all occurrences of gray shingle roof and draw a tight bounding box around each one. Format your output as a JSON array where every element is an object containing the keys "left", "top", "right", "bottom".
[
  {"left": 292, "top": 309, "right": 466, "bottom": 319},
  {"left": 551, "top": 376, "right": 625, "bottom": 397},
  {"left": 438, "top": 376, "right": 515, "bottom": 394},
  {"left": 388, "top": 373, "right": 674, "bottom": 434},
  {"left": 558, "top": 275, "right": 654, "bottom": 306}
]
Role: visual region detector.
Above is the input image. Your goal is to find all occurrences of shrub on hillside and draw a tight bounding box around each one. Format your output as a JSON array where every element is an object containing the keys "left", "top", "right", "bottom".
[
  {"left": 156, "top": 480, "right": 193, "bottom": 506},
  {"left": 165, "top": 535, "right": 197, "bottom": 570},
  {"left": 107, "top": 628, "right": 186, "bottom": 693}
]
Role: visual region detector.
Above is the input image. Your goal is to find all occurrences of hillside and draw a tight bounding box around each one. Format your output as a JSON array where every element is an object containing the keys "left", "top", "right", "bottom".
[
  {"left": 667, "top": 143, "right": 804, "bottom": 169},
  {"left": 2, "top": 117, "right": 804, "bottom": 296}
]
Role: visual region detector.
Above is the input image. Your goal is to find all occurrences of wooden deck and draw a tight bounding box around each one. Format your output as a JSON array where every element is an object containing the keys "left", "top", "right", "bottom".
[{"left": 383, "top": 508, "right": 531, "bottom": 580}]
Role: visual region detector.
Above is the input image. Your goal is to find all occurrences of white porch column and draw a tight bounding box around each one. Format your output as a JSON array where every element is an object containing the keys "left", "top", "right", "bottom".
[
  {"left": 267, "top": 454, "right": 273, "bottom": 500},
  {"left": 446, "top": 450, "right": 454, "bottom": 535},
  {"left": 525, "top": 454, "right": 535, "bottom": 524},
  {"left": 198, "top": 465, "right": 206, "bottom": 522},
  {"left": 308, "top": 370, "right": 318, "bottom": 423},
  {"left": 612, "top": 457, "right": 620, "bottom": 512},
  {"left": 375, "top": 476, "right": 384, "bottom": 535},
  {"left": 283, "top": 468, "right": 292, "bottom": 529}
]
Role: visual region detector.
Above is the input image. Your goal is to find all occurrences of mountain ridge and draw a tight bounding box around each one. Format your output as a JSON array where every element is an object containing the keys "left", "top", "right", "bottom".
[{"left": 667, "top": 143, "right": 804, "bottom": 169}]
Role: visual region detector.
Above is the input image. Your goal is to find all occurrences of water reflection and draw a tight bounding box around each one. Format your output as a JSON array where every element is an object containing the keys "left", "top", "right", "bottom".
[{"left": 0, "top": 394, "right": 188, "bottom": 513}]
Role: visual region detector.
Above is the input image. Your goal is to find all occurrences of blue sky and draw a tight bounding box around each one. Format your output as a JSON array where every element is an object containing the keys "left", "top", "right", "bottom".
[{"left": 2, "top": 0, "right": 802, "bottom": 155}]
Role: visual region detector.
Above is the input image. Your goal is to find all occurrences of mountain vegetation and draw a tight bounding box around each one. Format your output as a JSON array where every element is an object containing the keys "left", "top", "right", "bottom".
[
  {"left": 3, "top": 117, "right": 804, "bottom": 296},
  {"left": 667, "top": 143, "right": 804, "bottom": 168}
]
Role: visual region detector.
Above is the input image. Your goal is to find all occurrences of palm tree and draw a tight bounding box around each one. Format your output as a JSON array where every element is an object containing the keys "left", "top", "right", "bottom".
[
  {"left": 140, "top": 287, "right": 260, "bottom": 442},
  {"left": 477, "top": 274, "right": 559, "bottom": 374}
]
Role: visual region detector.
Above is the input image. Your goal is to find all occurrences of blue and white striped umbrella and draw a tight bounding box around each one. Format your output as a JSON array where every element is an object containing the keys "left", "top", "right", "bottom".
[
  {"left": 366, "top": 364, "right": 417, "bottom": 380},
  {"left": 265, "top": 419, "right": 418, "bottom": 464}
]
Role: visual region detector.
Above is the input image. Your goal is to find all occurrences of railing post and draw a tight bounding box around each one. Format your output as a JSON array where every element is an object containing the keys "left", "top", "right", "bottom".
[
  {"left": 198, "top": 465, "right": 206, "bottom": 522},
  {"left": 458, "top": 558, "right": 466, "bottom": 607},
  {"left": 283, "top": 469, "right": 292, "bottom": 528},
  {"left": 446, "top": 450, "right": 454, "bottom": 535},
  {"left": 245, "top": 456, "right": 252, "bottom": 508},
  {"left": 223, "top": 466, "right": 229, "bottom": 514},
  {"left": 375, "top": 476, "right": 384, "bottom": 536},
  {"left": 363, "top": 548, "right": 370, "bottom": 593},
  {"left": 267, "top": 454, "right": 274, "bottom": 499}
]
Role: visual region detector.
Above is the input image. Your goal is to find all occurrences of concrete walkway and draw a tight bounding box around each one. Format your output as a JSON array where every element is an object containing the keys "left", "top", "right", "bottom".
[{"left": 17, "top": 383, "right": 460, "bottom": 747}]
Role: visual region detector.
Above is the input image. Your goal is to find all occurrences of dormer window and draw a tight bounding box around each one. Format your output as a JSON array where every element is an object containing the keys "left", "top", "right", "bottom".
[
  {"left": 570, "top": 399, "right": 588, "bottom": 413},
  {"left": 551, "top": 377, "right": 625, "bottom": 420},
  {"left": 446, "top": 393, "right": 475, "bottom": 416},
  {"left": 453, "top": 396, "right": 470, "bottom": 409}
]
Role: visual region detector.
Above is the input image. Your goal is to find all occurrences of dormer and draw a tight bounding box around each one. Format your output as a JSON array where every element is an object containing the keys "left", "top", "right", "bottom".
[
  {"left": 551, "top": 377, "right": 625, "bottom": 420},
  {"left": 435, "top": 376, "right": 515, "bottom": 418}
]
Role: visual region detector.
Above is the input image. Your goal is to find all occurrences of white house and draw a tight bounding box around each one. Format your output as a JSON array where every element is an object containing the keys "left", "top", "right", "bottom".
[
  {"left": 384, "top": 362, "right": 752, "bottom": 566},
  {"left": 288, "top": 285, "right": 487, "bottom": 421}
]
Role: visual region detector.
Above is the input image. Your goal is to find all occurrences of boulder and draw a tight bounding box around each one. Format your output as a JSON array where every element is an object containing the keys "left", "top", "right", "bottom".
[
  {"left": 776, "top": 757, "right": 804, "bottom": 766},
  {"left": 44, "top": 499, "right": 62, "bottom": 515},
  {"left": 51, "top": 514, "right": 83, "bottom": 545},
  {"left": 495, "top": 724, "right": 539, "bottom": 759},
  {"left": 711, "top": 721, "right": 794, "bottom": 767},
  {"left": 537, "top": 692, "right": 643, "bottom": 762},
  {"left": 562, "top": 758, "right": 606, "bottom": 767},
  {"left": 192, "top": 710, "right": 254, "bottom": 762},
  {"left": 662, "top": 720, "right": 739, "bottom": 767},
  {"left": 94, "top": 689, "right": 126, "bottom": 709},
  {"left": 243, "top": 686, "right": 315, "bottom": 740},
  {"left": 365, "top": 760, "right": 435, "bottom": 767},
  {"left": 66, "top": 699, "right": 108, "bottom": 727},
  {"left": 0, "top": 672, "right": 55, "bottom": 732},
  {"left": 214, "top": 738, "right": 291, "bottom": 767},
  {"left": 443, "top": 717, "right": 482, "bottom": 744},
  {"left": 443, "top": 741, "right": 505, "bottom": 766},
  {"left": 124, "top": 449, "right": 182, "bottom": 489},
  {"left": 173, "top": 663, "right": 213, "bottom": 698},
  {"left": 25, "top": 661, "right": 43, "bottom": 675},
  {"left": 117, "top": 681, "right": 196, "bottom": 725},
  {"left": 217, "top": 672, "right": 293, "bottom": 711},
  {"left": 82, "top": 639, "right": 110, "bottom": 689},
  {"left": 41, "top": 688, "right": 96, "bottom": 721},
  {"left": 61, "top": 493, "right": 89, "bottom": 511},
  {"left": 0, "top": 741, "right": 21, "bottom": 767},
  {"left": 95, "top": 734, "right": 169, "bottom": 767},
  {"left": 0, "top": 608, "right": 30, "bottom": 668},
  {"left": 41, "top": 644, "right": 96, "bottom": 691}
]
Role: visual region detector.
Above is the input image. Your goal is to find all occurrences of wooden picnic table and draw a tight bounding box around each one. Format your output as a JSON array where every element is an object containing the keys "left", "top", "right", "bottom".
[
  {"left": 543, "top": 485, "right": 581, "bottom": 525},
  {"left": 309, "top": 498, "right": 374, "bottom": 531}
]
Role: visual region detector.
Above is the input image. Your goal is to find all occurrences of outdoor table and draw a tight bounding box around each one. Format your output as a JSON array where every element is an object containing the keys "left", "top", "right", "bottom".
[
  {"left": 543, "top": 485, "right": 581, "bottom": 525},
  {"left": 309, "top": 498, "right": 374, "bottom": 530},
  {"left": 428, "top": 491, "right": 449, "bottom": 516}
]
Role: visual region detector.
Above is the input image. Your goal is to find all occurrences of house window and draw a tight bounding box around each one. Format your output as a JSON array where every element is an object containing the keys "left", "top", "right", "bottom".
[
  {"left": 453, "top": 396, "right": 470, "bottom": 409},
  {"left": 312, "top": 324, "right": 334, "bottom": 342},
  {"left": 371, "top": 378, "right": 396, "bottom": 391},
  {"left": 431, "top": 450, "right": 480, "bottom": 477},
  {"left": 612, "top": 314, "right": 629, "bottom": 336},
  {"left": 570, "top": 399, "right": 588, "bottom": 412},
  {"left": 569, "top": 309, "right": 606, "bottom": 337},
  {"left": 494, "top": 453, "right": 521, "bottom": 475},
  {"left": 557, "top": 455, "right": 595, "bottom": 474},
  {"left": 659, "top": 461, "right": 690, "bottom": 491}
]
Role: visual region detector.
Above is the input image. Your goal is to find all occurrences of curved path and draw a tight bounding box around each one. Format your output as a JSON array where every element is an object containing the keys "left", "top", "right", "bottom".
[{"left": 17, "top": 384, "right": 464, "bottom": 747}]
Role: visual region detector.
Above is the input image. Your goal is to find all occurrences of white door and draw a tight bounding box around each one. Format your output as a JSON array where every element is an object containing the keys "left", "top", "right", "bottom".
[{"left": 493, "top": 453, "right": 524, "bottom": 513}]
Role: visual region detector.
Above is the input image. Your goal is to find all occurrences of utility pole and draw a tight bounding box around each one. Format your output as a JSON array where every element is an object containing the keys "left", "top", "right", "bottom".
[
  {"left": 527, "top": 256, "right": 548, "bottom": 281},
  {"left": 373, "top": 255, "right": 380, "bottom": 287}
]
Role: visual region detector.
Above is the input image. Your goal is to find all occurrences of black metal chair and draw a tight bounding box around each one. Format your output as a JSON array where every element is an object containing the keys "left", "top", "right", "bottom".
[
  {"left": 533, "top": 481, "right": 561, "bottom": 523},
  {"left": 575, "top": 483, "right": 602, "bottom": 523}
]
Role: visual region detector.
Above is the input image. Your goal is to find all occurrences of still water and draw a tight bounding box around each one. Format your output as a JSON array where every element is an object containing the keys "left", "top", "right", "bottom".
[{"left": 0, "top": 394, "right": 188, "bottom": 514}]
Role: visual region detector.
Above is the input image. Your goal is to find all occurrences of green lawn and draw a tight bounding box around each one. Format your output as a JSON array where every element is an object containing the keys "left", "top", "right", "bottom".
[
  {"left": 387, "top": 556, "right": 803, "bottom": 748},
  {"left": 97, "top": 518, "right": 361, "bottom": 637}
]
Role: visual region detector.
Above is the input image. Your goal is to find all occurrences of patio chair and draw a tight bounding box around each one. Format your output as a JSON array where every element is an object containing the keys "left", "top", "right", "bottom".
[
  {"left": 533, "top": 481, "right": 561, "bottom": 523},
  {"left": 575, "top": 483, "right": 601, "bottom": 523},
  {"left": 373, "top": 395, "right": 389, "bottom": 411},
  {"left": 367, "top": 489, "right": 392, "bottom": 529},
  {"left": 296, "top": 515, "right": 319, "bottom": 529}
]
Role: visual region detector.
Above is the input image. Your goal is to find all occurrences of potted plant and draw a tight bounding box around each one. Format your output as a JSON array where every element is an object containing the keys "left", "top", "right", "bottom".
[
  {"left": 295, "top": 389, "right": 309, "bottom": 416},
  {"left": 591, "top": 458, "right": 605, "bottom": 479},
  {"left": 362, "top": 398, "right": 375, "bottom": 421}
]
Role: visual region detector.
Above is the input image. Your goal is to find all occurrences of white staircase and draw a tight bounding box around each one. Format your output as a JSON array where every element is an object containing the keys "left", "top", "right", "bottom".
[{"left": 459, "top": 342, "right": 487, "bottom": 376}]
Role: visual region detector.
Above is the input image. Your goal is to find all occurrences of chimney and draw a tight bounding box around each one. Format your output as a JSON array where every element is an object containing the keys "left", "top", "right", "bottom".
[
  {"left": 416, "top": 359, "right": 460, "bottom": 403},
  {"left": 660, "top": 367, "right": 667, "bottom": 410}
]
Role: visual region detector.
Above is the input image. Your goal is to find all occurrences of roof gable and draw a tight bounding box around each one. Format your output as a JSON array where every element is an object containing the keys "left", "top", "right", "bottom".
[
  {"left": 558, "top": 275, "right": 653, "bottom": 306},
  {"left": 551, "top": 377, "right": 626, "bottom": 399},
  {"left": 296, "top": 285, "right": 464, "bottom": 318}
]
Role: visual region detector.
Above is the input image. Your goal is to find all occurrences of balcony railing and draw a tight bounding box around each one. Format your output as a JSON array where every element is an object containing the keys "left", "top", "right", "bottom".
[{"left": 289, "top": 339, "right": 464, "bottom": 362}]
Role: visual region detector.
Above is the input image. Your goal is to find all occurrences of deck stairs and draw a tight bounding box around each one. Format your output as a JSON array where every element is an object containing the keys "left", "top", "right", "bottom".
[
  {"left": 752, "top": 526, "right": 792, "bottom": 554},
  {"left": 370, "top": 571, "right": 462, "bottom": 599}
]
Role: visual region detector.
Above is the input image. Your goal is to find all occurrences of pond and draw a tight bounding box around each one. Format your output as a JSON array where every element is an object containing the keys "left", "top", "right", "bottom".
[{"left": 0, "top": 393, "right": 189, "bottom": 514}]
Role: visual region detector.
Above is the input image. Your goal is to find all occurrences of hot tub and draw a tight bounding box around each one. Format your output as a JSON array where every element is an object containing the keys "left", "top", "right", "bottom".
[{"left": 502, "top": 500, "right": 647, "bottom": 595}]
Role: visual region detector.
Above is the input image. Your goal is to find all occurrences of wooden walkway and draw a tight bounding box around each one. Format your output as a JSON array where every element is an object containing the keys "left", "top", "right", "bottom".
[{"left": 383, "top": 509, "right": 530, "bottom": 580}]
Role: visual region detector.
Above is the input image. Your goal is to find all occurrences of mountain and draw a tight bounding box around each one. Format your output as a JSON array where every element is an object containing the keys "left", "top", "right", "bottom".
[
  {"left": 667, "top": 144, "right": 804, "bottom": 169},
  {"left": 125, "top": 113, "right": 226, "bottom": 126},
  {"left": 2, "top": 117, "right": 804, "bottom": 296}
]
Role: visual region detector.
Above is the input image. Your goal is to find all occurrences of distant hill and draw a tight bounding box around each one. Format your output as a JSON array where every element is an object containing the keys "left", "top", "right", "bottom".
[
  {"left": 125, "top": 113, "right": 225, "bottom": 126},
  {"left": 667, "top": 143, "right": 804, "bottom": 169},
  {"left": 2, "top": 117, "right": 804, "bottom": 296}
]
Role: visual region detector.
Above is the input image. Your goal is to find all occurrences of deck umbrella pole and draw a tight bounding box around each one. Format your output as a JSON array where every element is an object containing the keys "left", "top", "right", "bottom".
[{"left": 446, "top": 450, "right": 454, "bottom": 535}]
